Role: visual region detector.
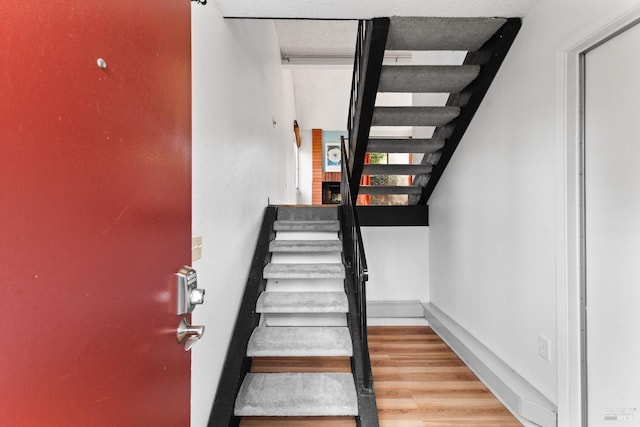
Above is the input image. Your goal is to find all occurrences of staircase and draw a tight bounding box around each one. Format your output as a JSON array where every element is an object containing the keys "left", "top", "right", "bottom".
[
  {"left": 211, "top": 205, "right": 375, "bottom": 425},
  {"left": 348, "top": 17, "right": 521, "bottom": 207},
  {"left": 234, "top": 205, "right": 358, "bottom": 419},
  {"left": 211, "top": 15, "right": 522, "bottom": 426}
]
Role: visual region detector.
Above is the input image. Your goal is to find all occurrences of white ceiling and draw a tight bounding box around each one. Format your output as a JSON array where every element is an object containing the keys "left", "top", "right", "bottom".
[
  {"left": 215, "top": 0, "right": 539, "bottom": 19},
  {"left": 275, "top": 20, "right": 358, "bottom": 60},
  {"left": 216, "top": 0, "right": 541, "bottom": 132},
  {"left": 258, "top": 1, "right": 539, "bottom": 64}
]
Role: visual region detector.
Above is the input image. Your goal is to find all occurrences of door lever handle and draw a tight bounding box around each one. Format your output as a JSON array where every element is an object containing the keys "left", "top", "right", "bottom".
[{"left": 177, "top": 317, "right": 205, "bottom": 351}]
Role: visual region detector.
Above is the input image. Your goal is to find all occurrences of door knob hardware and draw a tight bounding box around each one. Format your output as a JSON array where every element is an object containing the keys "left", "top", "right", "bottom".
[
  {"left": 177, "top": 317, "right": 205, "bottom": 351},
  {"left": 189, "top": 288, "right": 206, "bottom": 306},
  {"left": 176, "top": 265, "right": 206, "bottom": 314}
]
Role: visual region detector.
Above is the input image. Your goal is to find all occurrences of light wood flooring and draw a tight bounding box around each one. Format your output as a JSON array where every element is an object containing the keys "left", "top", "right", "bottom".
[{"left": 240, "top": 326, "right": 522, "bottom": 427}]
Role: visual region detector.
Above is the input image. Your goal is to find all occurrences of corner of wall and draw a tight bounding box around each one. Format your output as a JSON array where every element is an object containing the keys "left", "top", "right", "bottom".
[{"left": 423, "top": 303, "right": 557, "bottom": 427}]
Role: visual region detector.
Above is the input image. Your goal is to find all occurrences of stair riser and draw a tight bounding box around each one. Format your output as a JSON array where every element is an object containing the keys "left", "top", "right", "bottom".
[
  {"left": 359, "top": 186, "right": 423, "bottom": 195},
  {"left": 270, "top": 240, "right": 343, "bottom": 253},
  {"left": 275, "top": 231, "right": 340, "bottom": 241},
  {"left": 264, "top": 263, "right": 345, "bottom": 277},
  {"left": 274, "top": 221, "right": 340, "bottom": 232},
  {"left": 270, "top": 252, "right": 343, "bottom": 264},
  {"left": 263, "top": 313, "right": 348, "bottom": 327},
  {"left": 367, "top": 139, "right": 445, "bottom": 153},
  {"left": 277, "top": 206, "right": 338, "bottom": 221},
  {"left": 266, "top": 278, "right": 345, "bottom": 293},
  {"left": 362, "top": 164, "right": 433, "bottom": 176}
]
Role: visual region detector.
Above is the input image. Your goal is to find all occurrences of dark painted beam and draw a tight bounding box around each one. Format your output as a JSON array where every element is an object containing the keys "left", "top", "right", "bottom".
[
  {"left": 357, "top": 205, "right": 429, "bottom": 226},
  {"left": 417, "top": 18, "right": 522, "bottom": 204},
  {"left": 348, "top": 18, "right": 390, "bottom": 201}
]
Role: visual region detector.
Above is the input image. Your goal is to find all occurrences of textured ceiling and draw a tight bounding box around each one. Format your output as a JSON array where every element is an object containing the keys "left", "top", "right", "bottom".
[
  {"left": 275, "top": 20, "right": 358, "bottom": 60},
  {"left": 215, "top": 0, "right": 539, "bottom": 19},
  {"left": 262, "top": 1, "right": 539, "bottom": 62}
]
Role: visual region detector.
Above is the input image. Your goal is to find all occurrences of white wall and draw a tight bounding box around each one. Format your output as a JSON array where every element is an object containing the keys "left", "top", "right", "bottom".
[
  {"left": 292, "top": 69, "right": 352, "bottom": 130},
  {"left": 290, "top": 69, "right": 352, "bottom": 202},
  {"left": 428, "top": 0, "right": 640, "bottom": 413},
  {"left": 297, "top": 128, "right": 313, "bottom": 204},
  {"left": 361, "top": 227, "right": 429, "bottom": 302},
  {"left": 190, "top": 6, "right": 297, "bottom": 426}
]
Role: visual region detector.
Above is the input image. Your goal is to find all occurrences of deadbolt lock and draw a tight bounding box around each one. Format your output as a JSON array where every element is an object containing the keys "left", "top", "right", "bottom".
[{"left": 176, "top": 265, "right": 206, "bottom": 315}]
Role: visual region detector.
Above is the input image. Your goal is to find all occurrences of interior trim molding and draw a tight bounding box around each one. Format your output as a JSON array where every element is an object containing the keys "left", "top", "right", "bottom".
[
  {"left": 367, "top": 300, "right": 426, "bottom": 318},
  {"left": 423, "top": 303, "right": 557, "bottom": 427}
]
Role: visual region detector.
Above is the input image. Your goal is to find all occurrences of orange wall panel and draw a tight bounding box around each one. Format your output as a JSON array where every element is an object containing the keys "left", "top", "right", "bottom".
[{"left": 312, "top": 129, "right": 342, "bottom": 204}]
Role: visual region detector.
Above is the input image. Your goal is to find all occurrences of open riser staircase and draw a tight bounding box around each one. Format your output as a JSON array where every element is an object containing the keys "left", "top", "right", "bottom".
[
  {"left": 348, "top": 16, "right": 521, "bottom": 206},
  {"left": 211, "top": 15, "right": 522, "bottom": 427},
  {"left": 235, "top": 206, "right": 358, "bottom": 419},
  {"left": 210, "top": 205, "right": 377, "bottom": 426}
]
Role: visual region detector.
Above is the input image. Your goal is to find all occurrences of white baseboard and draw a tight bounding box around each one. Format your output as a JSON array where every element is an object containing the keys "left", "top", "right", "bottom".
[
  {"left": 367, "top": 300, "right": 426, "bottom": 318},
  {"left": 367, "top": 317, "right": 428, "bottom": 326},
  {"left": 423, "top": 303, "right": 557, "bottom": 427}
]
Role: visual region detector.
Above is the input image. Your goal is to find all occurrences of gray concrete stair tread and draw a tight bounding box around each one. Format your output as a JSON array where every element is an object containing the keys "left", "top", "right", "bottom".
[
  {"left": 269, "top": 240, "right": 343, "bottom": 253},
  {"left": 362, "top": 164, "right": 433, "bottom": 176},
  {"left": 372, "top": 106, "right": 460, "bottom": 127},
  {"left": 378, "top": 65, "right": 481, "bottom": 93},
  {"left": 234, "top": 373, "right": 358, "bottom": 416},
  {"left": 274, "top": 220, "right": 340, "bottom": 232},
  {"left": 359, "top": 185, "right": 423, "bottom": 195},
  {"left": 277, "top": 206, "right": 338, "bottom": 221},
  {"left": 386, "top": 17, "right": 507, "bottom": 51},
  {"left": 264, "top": 262, "right": 345, "bottom": 279},
  {"left": 367, "top": 138, "right": 445, "bottom": 153},
  {"left": 247, "top": 326, "right": 353, "bottom": 357},
  {"left": 256, "top": 291, "right": 349, "bottom": 313}
]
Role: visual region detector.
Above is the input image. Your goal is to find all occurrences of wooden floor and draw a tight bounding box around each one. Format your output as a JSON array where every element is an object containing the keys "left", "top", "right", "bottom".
[{"left": 240, "top": 326, "right": 522, "bottom": 427}]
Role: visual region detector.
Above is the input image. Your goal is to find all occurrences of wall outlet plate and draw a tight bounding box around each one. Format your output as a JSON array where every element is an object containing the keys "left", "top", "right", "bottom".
[
  {"left": 538, "top": 335, "right": 551, "bottom": 361},
  {"left": 192, "top": 236, "right": 202, "bottom": 262}
]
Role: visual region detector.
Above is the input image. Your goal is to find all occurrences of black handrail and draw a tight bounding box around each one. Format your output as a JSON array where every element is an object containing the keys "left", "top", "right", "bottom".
[
  {"left": 208, "top": 206, "right": 277, "bottom": 427},
  {"left": 341, "top": 139, "right": 378, "bottom": 426},
  {"left": 347, "top": 18, "right": 389, "bottom": 201}
]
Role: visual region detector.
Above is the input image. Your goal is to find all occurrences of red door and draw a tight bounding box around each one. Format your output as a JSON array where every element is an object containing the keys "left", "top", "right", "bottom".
[{"left": 0, "top": 1, "right": 192, "bottom": 426}]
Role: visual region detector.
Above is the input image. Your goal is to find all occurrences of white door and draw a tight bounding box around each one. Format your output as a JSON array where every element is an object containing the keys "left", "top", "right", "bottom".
[{"left": 584, "top": 21, "right": 640, "bottom": 426}]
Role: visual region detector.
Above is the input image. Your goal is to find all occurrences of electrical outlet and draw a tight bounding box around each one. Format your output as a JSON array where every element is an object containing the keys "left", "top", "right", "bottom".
[{"left": 538, "top": 335, "right": 551, "bottom": 361}]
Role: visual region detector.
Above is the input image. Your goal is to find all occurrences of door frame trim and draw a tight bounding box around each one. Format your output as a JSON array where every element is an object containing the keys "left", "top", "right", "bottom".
[{"left": 558, "top": 5, "right": 640, "bottom": 426}]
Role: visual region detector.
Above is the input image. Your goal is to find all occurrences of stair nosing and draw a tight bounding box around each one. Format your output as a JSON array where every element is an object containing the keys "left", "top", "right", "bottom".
[
  {"left": 359, "top": 185, "right": 423, "bottom": 195},
  {"left": 256, "top": 291, "right": 349, "bottom": 314},
  {"left": 234, "top": 372, "right": 358, "bottom": 417},
  {"left": 274, "top": 220, "right": 341, "bottom": 232},
  {"left": 264, "top": 262, "right": 346, "bottom": 279},
  {"left": 362, "top": 164, "right": 433, "bottom": 176},
  {"left": 269, "top": 240, "right": 343, "bottom": 253},
  {"left": 247, "top": 326, "right": 353, "bottom": 357}
]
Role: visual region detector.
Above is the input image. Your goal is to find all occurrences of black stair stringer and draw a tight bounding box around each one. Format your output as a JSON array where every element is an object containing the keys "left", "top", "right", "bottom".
[
  {"left": 348, "top": 18, "right": 390, "bottom": 202},
  {"left": 415, "top": 18, "right": 522, "bottom": 204},
  {"left": 207, "top": 206, "right": 277, "bottom": 427}
]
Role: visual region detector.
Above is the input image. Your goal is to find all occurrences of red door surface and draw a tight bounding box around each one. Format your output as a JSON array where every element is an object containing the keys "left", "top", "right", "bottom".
[{"left": 0, "top": 1, "right": 192, "bottom": 426}]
